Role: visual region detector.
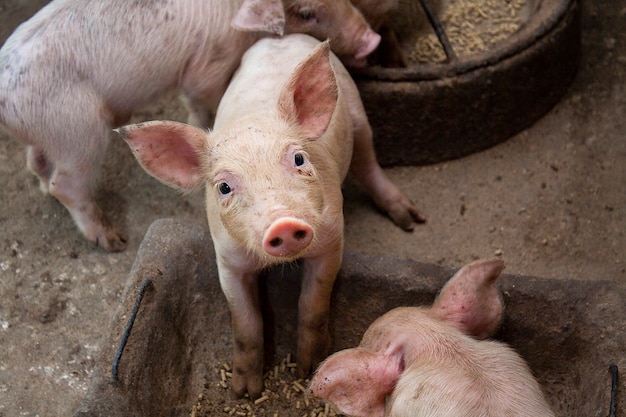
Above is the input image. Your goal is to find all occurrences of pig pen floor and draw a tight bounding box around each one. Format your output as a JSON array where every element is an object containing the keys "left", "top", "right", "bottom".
[{"left": 0, "top": 1, "right": 624, "bottom": 416}]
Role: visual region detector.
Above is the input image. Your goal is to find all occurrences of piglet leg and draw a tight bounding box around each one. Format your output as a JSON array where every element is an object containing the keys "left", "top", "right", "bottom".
[
  {"left": 33, "top": 125, "right": 125, "bottom": 251},
  {"left": 296, "top": 246, "right": 343, "bottom": 376},
  {"left": 217, "top": 264, "right": 265, "bottom": 399},
  {"left": 26, "top": 147, "right": 55, "bottom": 193},
  {"left": 46, "top": 158, "right": 126, "bottom": 252},
  {"left": 350, "top": 122, "right": 426, "bottom": 230},
  {"left": 20, "top": 85, "right": 126, "bottom": 252}
]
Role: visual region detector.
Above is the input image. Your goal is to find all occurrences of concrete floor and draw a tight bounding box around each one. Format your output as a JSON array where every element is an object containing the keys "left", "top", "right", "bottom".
[{"left": 0, "top": 0, "right": 624, "bottom": 416}]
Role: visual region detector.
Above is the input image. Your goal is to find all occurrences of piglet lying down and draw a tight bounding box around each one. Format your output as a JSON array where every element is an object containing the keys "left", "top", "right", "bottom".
[{"left": 309, "top": 258, "right": 555, "bottom": 417}]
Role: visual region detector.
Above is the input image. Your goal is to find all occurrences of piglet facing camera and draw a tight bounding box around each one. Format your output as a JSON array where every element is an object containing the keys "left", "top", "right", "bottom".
[
  {"left": 118, "top": 34, "right": 422, "bottom": 399},
  {"left": 310, "top": 258, "right": 555, "bottom": 417}
]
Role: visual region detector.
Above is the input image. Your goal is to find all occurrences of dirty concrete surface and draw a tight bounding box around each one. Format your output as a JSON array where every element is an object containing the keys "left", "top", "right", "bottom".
[{"left": 0, "top": 0, "right": 624, "bottom": 416}]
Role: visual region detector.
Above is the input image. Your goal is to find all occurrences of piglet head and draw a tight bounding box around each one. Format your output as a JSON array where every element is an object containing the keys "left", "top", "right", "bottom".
[
  {"left": 209, "top": 41, "right": 339, "bottom": 262},
  {"left": 118, "top": 42, "right": 341, "bottom": 264},
  {"left": 309, "top": 258, "right": 506, "bottom": 416},
  {"left": 283, "top": 0, "right": 381, "bottom": 66},
  {"left": 234, "top": 0, "right": 380, "bottom": 65}
]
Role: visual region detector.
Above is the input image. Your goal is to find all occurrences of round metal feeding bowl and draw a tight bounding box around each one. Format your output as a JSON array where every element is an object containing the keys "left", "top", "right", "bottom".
[{"left": 352, "top": 0, "right": 580, "bottom": 166}]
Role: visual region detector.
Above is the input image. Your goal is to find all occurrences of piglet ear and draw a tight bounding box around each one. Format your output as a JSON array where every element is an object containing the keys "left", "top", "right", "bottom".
[
  {"left": 232, "top": 0, "right": 285, "bottom": 35},
  {"left": 116, "top": 121, "right": 207, "bottom": 192},
  {"left": 431, "top": 258, "right": 505, "bottom": 340},
  {"left": 278, "top": 41, "right": 339, "bottom": 139},
  {"left": 309, "top": 347, "right": 402, "bottom": 417}
]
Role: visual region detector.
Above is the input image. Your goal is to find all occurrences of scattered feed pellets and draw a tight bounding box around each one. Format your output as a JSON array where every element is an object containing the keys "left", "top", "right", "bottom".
[
  {"left": 190, "top": 354, "right": 341, "bottom": 417},
  {"left": 409, "top": 0, "right": 529, "bottom": 63}
]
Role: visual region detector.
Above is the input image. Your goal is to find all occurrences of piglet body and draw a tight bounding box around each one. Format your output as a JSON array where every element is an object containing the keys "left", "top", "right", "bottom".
[
  {"left": 118, "top": 34, "right": 422, "bottom": 398},
  {"left": 0, "top": 0, "right": 380, "bottom": 251},
  {"left": 310, "top": 258, "right": 554, "bottom": 417}
]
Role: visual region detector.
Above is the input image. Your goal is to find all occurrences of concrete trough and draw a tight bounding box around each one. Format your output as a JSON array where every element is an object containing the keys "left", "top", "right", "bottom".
[{"left": 74, "top": 218, "right": 624, "bottom": 417}]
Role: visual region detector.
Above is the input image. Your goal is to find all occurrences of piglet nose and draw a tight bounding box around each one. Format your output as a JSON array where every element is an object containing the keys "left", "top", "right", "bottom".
[
  {"left": 263, "top": 217, "right": 313, "bottom": 257},
  {"left": 355, "top": 29, "right": 381, "bottom": 60}
]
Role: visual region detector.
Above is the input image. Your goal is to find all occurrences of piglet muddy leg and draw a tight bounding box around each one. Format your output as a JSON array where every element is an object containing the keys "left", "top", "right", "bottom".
[
  {"left": 49, "top": 167, "right": 126, "bottom": 252},
  {"left": 296, "top": 245, "right": 343, "bottom": 376},
  {"left": 39, "top": 104, "right": 126, "bottom": 252},
  {"left": 41, "top": 153, "right": 126, "bottom": 252},
  {"left": 217, "top": 266, "right": 265, "bottom": 399},
  {"left": 349, "top": 122, "right": 425, "bottom": 230}
]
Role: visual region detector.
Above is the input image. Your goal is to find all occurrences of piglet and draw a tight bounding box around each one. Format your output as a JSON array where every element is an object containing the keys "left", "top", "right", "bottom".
[
  {"left": 0, "top": 0, "right": 380, "bottom": 252},
  {"left": 117, "top": 34, "right": 423, "bottom": 398},
  {"left": 309, "top": 258, "right": 555, "bottom": 417}
]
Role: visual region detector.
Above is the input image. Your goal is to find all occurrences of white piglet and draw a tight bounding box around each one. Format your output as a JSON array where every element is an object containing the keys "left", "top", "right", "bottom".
[
  {"left": 309, "top": 258, "right": 555, "bottom": 417},
  {"left": 117, "top": 34, "right": 423, "bottom": 398},
  {"left": 0, "top": 0, "right": 381, "bottom": 251}
]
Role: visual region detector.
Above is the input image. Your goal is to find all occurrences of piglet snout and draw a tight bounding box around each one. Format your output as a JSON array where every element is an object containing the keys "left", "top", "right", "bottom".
[
  {"left": 355, "top": 29, "right": 381, "bottom": 60},
  {"left": 263, "top": 217, "right": 313, "bottom": 257}
]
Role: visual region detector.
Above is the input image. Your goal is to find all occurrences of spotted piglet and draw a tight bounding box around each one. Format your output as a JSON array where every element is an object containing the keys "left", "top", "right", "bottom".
[{"left": 309, "top": 258, "right": 554, "bottom": 417}]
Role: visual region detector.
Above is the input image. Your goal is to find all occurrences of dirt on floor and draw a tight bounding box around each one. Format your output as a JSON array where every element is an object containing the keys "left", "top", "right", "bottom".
[{"left": 0, "top": 1, "right": 624, "bottom": 416}]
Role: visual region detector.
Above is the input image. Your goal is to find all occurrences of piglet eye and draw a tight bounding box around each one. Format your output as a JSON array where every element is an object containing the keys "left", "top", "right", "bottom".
[
  {"left": 297, "top": 8, "right": 316, "bottom": 21},
  {"left": 294, "top": 153, "right": 305, "bottom": 167},
  {"left": 218, "top": 182, "right": 231, "bottom": 195}
]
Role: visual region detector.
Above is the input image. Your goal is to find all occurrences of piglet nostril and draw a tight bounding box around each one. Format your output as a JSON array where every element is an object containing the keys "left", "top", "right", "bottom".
[
  {"left": 294, "top": 230, "right": 307, "bottom": 241},
  {"left": 269, "top": 237, "right": 283, "bottom": 248}
]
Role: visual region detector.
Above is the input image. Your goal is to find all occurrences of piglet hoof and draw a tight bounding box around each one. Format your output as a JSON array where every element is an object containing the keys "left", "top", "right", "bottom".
[
  {"left": 231, "top": 369, "right": 264, "bottom": 400},
  {"left": 297, "top": 330, "right": 331, "bottom": 378},
  {"left": 101, "top": 234, "right": 127, "bottom": 252},
  {"left": 68, "top": 202, "right": 127, "bottom": 251},
  {"left": 386, "top": 200, "right": 426, "bottom": 231},
  {"left": 87, "top": 226, "right": 127, "bottom": 252},
  {"left": 230, "top": 347, "right": 265, "bottom": 399}
]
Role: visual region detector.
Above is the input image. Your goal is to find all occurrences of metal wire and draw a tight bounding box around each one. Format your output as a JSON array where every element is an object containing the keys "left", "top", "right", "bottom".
[
  {"left": 417, "top": 0, "right": 458, "bottom": 62},
  {"left": 111, "top": 279, "right": 153, "bottom": 381},
  {"left": 609, "top": 364, "right": 619, "bottom": 417}
]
